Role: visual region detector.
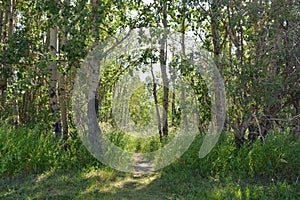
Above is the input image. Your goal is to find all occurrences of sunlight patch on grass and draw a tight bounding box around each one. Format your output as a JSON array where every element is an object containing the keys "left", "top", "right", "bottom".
[
  {"left": 1, "top": 169, "right": 299, "bottom": 200},
  {"left": 79, "top": 168, "right": 159, "bottom": 197},
  {"left": 109, "top": 173, "right": 159, "bottom": 189},
  {"left": 83, "top": 168, "right": 116, "bottom": 181},
  {"left": 34, "top": 170, "right": 53, "bottom": 183}
]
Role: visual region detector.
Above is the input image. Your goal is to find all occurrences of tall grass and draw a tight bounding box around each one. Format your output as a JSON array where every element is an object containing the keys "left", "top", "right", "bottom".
[
  {"left": 1, "top": 125, "right": 299, "bottom": 184},
  {"left": 164, "top": 132, "right": 300, "bottom": 182},
  {"left": 0, "top": 125, "right": 100, "bottom": 176}
]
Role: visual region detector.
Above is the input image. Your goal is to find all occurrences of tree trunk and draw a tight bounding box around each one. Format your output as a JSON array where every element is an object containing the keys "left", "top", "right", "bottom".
[
  {"left": 91, "top": 0, "right": 101, "bottom": 117},
  {"left": 0, "top": 10, "right": 5, "bottom": 120},
  {"left": 11, "top": 0, "right": 19, "bottom": 125},
  {"left": 150, "top": 64, "right": 162, "bottom": 141},
  {"left": 227, "top": 114, "right": 252, "bottom": 147},
  {"left": 0, "top": 10, "right": 3, "bottom": 41},
  {"left": 7, "top": 0, "right": 13, "bottom": 38},
  {"left": 59, "top": 31, "right": 68, "bottom": 141},
  {"left": 49, "top": 26, "right": 61, "bottom": 137},
  {"left": 211, "top": 0, "right": 225, "bottom": 138},
  {"left": 20, "top": 90, "right": 32, "bottom": 124},
  {"left": 180, "top": 2, "right": 188, "bottom": 129},
  {"left": 160, "top": 0, "right": 169, "bottom": 137},
  {"left": 171, "top": 88, "right": 176, "bottom": 127},
  {"left": 58, "top": 0, "right": 70, "bottom": 141},
  {"left": 6, "top": 0, "right": 19, "bottom": 125},
  {"left": 86, "top": 0, "right": 103, "bottom": 153}
]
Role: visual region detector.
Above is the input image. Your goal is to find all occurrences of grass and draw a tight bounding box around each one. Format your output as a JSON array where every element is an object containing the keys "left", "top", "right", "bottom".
[
  {"left": 0, "top": 125, "right": 299, "bottom": 199},
  {"left": 1, "top": 167, "right": 299, "bottom": 199}
]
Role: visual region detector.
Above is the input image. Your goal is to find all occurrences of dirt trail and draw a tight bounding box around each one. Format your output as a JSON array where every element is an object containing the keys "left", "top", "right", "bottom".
[{"left": 132, "top": 154, "right": 155, "bottom": 176}]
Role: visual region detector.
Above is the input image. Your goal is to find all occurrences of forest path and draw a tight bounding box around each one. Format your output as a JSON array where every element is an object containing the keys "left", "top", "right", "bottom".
[{"left": 132, "top": 153, "right": 155, "bottom": 176}]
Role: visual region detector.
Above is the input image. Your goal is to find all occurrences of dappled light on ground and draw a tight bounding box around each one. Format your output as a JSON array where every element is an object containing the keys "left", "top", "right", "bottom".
[{"left": 1, "top": 166, "right": 299, "bottom": 199}]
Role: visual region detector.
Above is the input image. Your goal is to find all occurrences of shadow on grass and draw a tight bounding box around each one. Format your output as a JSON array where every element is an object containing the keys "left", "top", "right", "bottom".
[{"left": 1, "top": 167, "right": 299, "bottom": 200}]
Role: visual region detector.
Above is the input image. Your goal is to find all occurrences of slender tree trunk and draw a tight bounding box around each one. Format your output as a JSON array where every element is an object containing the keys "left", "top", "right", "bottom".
[
  {"left": 211, "top": 1, "right": 221, "bottom": 72},
  {"left": 91, "top": 0, "right": 101, "bottom": 117},
  {"left": 0, "top": 10, "right": 3, "bottom": 41},
  {"left": 180, "top": 1, "right": 188, "bottom": 129},
  {"left": 11, "top": 0, "right": 19, "bottom": 125},
  {"left": 66, "top": 60, "right": 78, "bottom": 127},
  {"left": 171, "top": 88, "right": 176, "bottom": 126},
  {"left": 20, "top": 90, "right": 31, "bottom": 124},
  {"left": 160, "top": 0, "right": 169, "bottom": 137},
  {"left": 49, "top": 25, "right": 61, "bottom": 137},
  {"left": 87, "top": 0, "right": 103, "bottom": 153},
  {"left": 119, "top": 78, "right": 128, "bottom": 126},
  {"left": 58, "top": 0, "right": 70, "bottom": 141},
  {"left": 181, "top": 85, "right": 188, "bottom": 129},
  {"left": 0, "top": 10, "right": 5, "bottom": 120},
  {"left": 8, "top": 0, "right": 13, "bottom": 38},
  {"left": 211, "top": 0, "right": 226, "bottom": 135},
  {"left": 59, "top": 32, "right": 68, "bottom": 141},
  {"left": 239, "top": 19, "right": 244, "bottom": 67},
  {"left": 2, "top": 3, "right": 8, "bottom": 42},
  {"left": 151, "top": 64, "right": 162, "bottom": 141},
  {"left": 58, "top": 73, "right": 68, "bottom": 140},
  {"left": 6, "top": 0, "right": 19, "bottom": 125}
]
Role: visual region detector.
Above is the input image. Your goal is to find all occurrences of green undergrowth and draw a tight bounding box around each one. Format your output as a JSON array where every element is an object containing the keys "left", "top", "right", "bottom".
[
  {"left": 1, "top": 125, "right": 299, "bottom": 182},
  {"left": 0, "top": 125, "right": 299, "bottom": 199},
  {"left": 105, "top": 130, "right": 167, "bottom": 153},
  {"left": 165, "top": 132, "right": 300, "bottom": 182},
  {"left": 0, "top": 125, "right": 101, "bottom": 176},
  {"left": 106, "top": 129, "right": 300, "bottom": 182}
]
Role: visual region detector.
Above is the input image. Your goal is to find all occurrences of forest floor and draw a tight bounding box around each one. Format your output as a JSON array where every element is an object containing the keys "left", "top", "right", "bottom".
[{"left": 1, "top": 167, "right": 299, "bottom": 200}]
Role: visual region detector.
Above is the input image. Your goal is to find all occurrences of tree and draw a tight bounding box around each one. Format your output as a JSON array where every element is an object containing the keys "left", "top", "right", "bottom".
[
  {"left": 0, "top": 0, "right": 298, "bottom": 148},
  {"left": 48, "top": 7, "right": 60, "bottom": 137},
  {"left": 150, "top": 62, "right": 163, "bottom": 141},
  {"left": 159, "top": 0, "right": 169, "bottom": 138}
]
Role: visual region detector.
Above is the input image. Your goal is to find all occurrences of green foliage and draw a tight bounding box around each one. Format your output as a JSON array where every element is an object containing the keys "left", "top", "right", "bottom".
[
  {"left": 164, "top": 132, "right": 300, "bottom": 181},
  {"left": 105, "top": 130, "right": 161, "bottom": 153},
  {"left": 3, "top": 123, "right": 297, "bottom": 182},
  {"left": 96, "top": 128, "right": 300, "bottom": 184},
  {"left": 128, "top": 85, "right": 152, "bottom": 126},
  {"left": 0, "top": 125, "right": 100, "bottom": 176}
]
